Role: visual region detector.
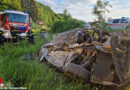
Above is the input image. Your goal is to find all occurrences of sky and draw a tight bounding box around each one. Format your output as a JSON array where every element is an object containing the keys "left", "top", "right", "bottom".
[{"left": 37, "top": 0, "right": 130, "bottom": 22}]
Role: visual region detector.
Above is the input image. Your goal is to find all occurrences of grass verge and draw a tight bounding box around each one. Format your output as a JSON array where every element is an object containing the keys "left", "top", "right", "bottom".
[{"left": 0, "top": 29, "right": 90, "bottom": 90}]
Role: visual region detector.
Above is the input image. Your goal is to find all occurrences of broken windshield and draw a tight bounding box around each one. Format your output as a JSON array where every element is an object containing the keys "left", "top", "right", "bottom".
[{"left": 7, "top": 13, "right": 28, "bottom": 23}]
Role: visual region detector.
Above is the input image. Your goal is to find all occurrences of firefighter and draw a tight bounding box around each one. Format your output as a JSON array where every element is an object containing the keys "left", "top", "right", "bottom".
[
  {"left": 27, "top": 29, "right": 34, "bottom": 44},
  {"left": 0, "top": 31, "right": 4, "bottom": 46},
  {"left": 40, "top": 27, "right": 46, "bottom": 39},
  {"left": 40, "top": 27, "right": 46, "bottom": 33},
  {"left": 11, "top": 27, "right": 19, "bottom": 45}
]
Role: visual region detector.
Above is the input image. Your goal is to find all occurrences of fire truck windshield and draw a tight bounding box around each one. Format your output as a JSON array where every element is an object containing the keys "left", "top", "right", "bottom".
[{"left": 7, "top": 13, "right": 28, "bottom": 23}]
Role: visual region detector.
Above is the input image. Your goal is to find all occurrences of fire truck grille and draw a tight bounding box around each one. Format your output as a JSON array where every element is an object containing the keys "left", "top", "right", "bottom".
[{"left": 11, "top": 26, "right": 26, "bottom": 30}]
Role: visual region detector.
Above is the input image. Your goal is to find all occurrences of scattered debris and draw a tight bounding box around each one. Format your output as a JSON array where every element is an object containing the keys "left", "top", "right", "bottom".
[{"left": 39, "top": 28, "right": 130, "bottom": 90}]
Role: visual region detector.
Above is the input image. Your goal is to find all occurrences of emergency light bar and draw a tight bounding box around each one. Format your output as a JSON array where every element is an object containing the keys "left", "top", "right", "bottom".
[{"left": 4, "top": 10, "right": 28, "bottom": 15}]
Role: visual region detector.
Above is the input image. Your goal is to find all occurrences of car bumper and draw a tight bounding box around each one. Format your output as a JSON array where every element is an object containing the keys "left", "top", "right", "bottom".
[{"left": 2, "top": 30, "right": 27, "bottom": 38}]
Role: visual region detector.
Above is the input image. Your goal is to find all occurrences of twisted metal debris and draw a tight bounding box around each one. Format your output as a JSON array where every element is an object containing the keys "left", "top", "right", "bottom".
[{"left": 39, "top": 28, "right": 130, "bottom": 90}]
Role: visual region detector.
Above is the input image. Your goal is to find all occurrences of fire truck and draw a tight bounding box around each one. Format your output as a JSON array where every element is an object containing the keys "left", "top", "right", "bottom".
[{"left": 0, "top": 10, "right": 34, "bottom": 45}]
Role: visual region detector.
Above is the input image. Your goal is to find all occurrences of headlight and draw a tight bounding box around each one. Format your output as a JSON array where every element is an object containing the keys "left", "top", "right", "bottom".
[{"left": 4, "top": 31, "right": 11, "bottom": 38}]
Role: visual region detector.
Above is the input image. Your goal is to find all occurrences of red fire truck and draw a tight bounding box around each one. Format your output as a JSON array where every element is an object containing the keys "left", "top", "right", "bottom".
[{"left": 0, "top": 10, "right": 34, "bottom": 45}]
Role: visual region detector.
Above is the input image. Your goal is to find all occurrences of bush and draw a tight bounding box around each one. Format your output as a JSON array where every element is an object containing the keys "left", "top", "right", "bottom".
[
  {"left": 49, "top": 10, "right": 85, "bottom": 34},
  {"left": 32, "top": 22, "right": 42, "bottom": 29},
  {"left": 50, "top": 19, "right": 85, "bottom": 33}
]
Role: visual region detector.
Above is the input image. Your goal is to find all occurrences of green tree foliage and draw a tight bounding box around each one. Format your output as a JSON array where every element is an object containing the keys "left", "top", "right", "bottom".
[
  {"left": 93, "top": 0, "right": 112, "bottom": 30},
  {"left": 36, "top": 2, "right": 62, "bottom": 26},
  {"left": 21, "top": 0, "right": 39, "bottom": 23},
  {"left": 0, "top": 0, "right": 23, "bottom": 11},
  {"left": 50, "top": 10, "right": 85, "bottom": 33}
]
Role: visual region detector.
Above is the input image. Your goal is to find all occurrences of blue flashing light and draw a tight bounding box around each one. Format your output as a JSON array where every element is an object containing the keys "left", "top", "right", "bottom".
[
  {"left": 24, "top": 12, "right": 28, "bottom": 14},
  {"left": 20, "top": 27, "right": 26, "bottom": 30},
  {"left": 5, "top": 9, "right": 12, "bottom": 11},
  {"left": 4, "top": 10, "right": 28, "bottom": 15}
]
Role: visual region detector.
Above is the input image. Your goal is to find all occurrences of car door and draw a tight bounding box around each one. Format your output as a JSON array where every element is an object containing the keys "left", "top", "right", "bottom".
[
  {"left": 111, "top": 19, "right": 120, "bottom": 29},
  {"left": 120, "top": 19, "right": 128, "bottom": 29}
]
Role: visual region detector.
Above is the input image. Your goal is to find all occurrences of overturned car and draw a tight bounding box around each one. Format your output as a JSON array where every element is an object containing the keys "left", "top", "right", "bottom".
[{"left": 39, "top": 28, "right": 130, "bottom": 90}]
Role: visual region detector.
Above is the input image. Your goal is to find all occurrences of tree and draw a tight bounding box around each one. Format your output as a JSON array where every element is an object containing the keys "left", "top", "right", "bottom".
[
  {"left": 21, "top": 0, "right": 39, "bottom": 22},
  {"left": 0, "top": 0, "right": 23, "bottom": 12},
  {"left": 50, "top": 9, "right": 85, "bottom": 33},
  {"left": 30, "top": 0, "right": 39, "bottom": 22},
  {"left": 62, "top": 9, "right": 72, "bottom": 20},
  {"left": 93, "top": 0, "right": 112, "bottom": 30}
]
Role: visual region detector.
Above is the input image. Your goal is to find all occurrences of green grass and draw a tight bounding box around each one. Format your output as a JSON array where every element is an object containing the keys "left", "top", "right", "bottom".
[{"left": 0, "top": 29, "right": 90, "bottom": 90}]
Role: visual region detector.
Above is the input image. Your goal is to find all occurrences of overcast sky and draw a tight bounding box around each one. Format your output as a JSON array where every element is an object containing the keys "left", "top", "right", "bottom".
[{"left": 37, "top": 0, "right": 130, "bottom": 22}]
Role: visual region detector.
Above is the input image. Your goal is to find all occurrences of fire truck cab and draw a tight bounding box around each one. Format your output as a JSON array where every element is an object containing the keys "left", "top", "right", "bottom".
[{"left": 0, "top": 10, "right": 30, "bottom": 38}]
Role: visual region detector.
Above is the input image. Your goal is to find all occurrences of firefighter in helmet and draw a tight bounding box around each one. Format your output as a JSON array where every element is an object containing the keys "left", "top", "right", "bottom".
[{"left": 27, "top": 27, "right": 34, "bottom": 44}]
